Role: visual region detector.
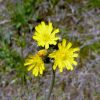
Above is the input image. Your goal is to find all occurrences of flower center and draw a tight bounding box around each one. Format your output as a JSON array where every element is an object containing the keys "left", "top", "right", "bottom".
[
  {"left": 43, "top": 34, "right": 50, "bottom": 42},
  {"left": 58, "top": 52, "right": 67, "bottom": 61}
]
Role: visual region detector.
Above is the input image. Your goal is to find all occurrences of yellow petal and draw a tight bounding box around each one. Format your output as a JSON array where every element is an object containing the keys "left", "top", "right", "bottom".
[
  {"left": 53, "top": 64, "right": 57, "bottom": 70},
  {"left": 32, "top": 68, "right": 38, "bottom": 76},
  {"left": 58, "top": 43, "right": 61, "bottom": 50},
  {"left": 73, "top": 48, "right": 80, "bottom": 52},
  {"left": 45, "top": 44, "right": 49, "bottom": 49},
  {"left": 66, "top": 42, "right": 72, "bottom": 49},
  {"left": 70, "top": 66, "right": 74, "bottom": 70},
  {"left": 48, "top": 22, "right": 53, "bottom": 33},
  {"left": 52, "top": 29, "right": 59, "bottom": 35},
  {"left": 59, "top": 67, "right": 63, "bottom": 72},
  {"left": 72, "top": 61, "right": 77, "bottom": 65},
  {"left": 27, "top": 65, "right": 34, "bottom": 71},
  {"left": 73, "top": 54, "right": 78, "bottom": 57},
  {"left": 24, "top": 61, "right": 33, "bottom": 66},
  {"left": 62, "top": 39, "right": 66, "bottom": 47},
  {"left": 41, "top": 21, "right": 45, "bottom": 28}
]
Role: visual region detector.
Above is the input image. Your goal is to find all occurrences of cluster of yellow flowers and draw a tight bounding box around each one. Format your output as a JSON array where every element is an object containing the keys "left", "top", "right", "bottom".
[{"left": 24, "top": 21, "right": 79, "bottom": 76}]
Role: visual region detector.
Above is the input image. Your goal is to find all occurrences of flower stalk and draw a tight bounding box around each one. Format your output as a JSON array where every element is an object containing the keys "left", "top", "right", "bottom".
[{"left": 46, "top": 68, "right": 55, "bottom": 100}]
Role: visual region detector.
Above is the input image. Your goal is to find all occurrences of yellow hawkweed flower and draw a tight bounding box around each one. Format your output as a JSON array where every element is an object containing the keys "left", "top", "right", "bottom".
[
  {"left": 33, "top": 21, "right": 59, "bottom": 49},
  {"left": 37, "top": 49, "right": 47, "bottom": 57},
  {"left": 49, "top": 39, "right": 80, "bottom": 72},
  {"left": 24, "top": 53, "right": 45, "bottom": 76}
]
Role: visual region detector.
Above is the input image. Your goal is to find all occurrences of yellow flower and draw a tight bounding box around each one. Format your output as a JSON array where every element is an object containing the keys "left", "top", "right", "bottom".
[
  {"left": 49, "top": 39, "right": 80, "bottom": 72},
  {"left": 24, "top": 53, "right": 45, "bottom": 76},
  {"left": 33, "top": 21, "right": 59, "bottom": 49},
  {"left": 37, "top": 49, "right": 47, "bottom": 57}
]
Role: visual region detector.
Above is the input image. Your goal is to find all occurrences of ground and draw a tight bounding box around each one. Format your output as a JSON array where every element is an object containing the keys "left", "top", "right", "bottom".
[{"left": 0, "top": 0, "right": 100, "bottom": 100}]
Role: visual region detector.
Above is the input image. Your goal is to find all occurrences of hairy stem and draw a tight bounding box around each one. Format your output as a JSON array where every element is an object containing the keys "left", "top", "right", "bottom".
[{"left": 46, "top": 69, "right": 55, "bottom": 100}]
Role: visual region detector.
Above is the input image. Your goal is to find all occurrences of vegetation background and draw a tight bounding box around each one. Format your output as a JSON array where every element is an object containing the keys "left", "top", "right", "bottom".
[{"left": 0, "top": 0, "right": 100, "bottom": 100}]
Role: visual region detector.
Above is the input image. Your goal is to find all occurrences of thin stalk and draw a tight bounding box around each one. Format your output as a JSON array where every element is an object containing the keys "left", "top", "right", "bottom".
[{"left": 46, "top": 69, "right": 55, "bottom": 100}]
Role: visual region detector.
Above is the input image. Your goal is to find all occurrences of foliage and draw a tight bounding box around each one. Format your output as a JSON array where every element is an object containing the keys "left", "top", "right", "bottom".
[
  {"left": 88, "top": 0, "right": 100, "bottom": 8},
  {"left": 7, "top": 0, "right": 42, "bottom": 29},
  {"left": 0, "top": 30, "right": 27, "bottom": 82}
]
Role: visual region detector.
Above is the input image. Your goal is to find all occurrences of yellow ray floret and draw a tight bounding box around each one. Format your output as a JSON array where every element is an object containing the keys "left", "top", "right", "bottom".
[
  {"left": 33, "top": 21, "right": 59, "bottom": 49},
  {"left": 49, "top": 39, "right": 80, "bottom": 72},
  {"left": 24, "top": 52, "right": 45, "bottom": 76}
]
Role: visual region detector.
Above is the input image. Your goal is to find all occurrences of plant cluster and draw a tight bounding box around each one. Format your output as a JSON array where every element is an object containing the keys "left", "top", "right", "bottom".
[{"left": 24, "top": 22, "right": 79, "bottom": 76}]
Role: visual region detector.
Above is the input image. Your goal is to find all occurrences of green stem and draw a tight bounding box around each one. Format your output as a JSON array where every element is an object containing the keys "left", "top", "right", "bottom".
[{"left": 46, "top": 69, "right": 55, "bottom": 100}]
